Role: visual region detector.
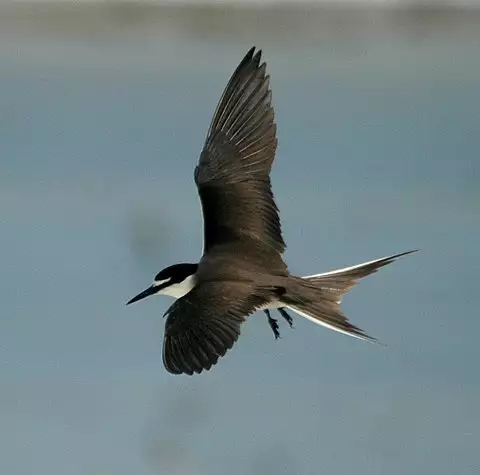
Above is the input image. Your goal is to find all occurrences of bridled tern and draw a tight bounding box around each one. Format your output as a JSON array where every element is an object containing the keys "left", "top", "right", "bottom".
[{"left": 127, "top": 47, "right": 416, "bottom": 375}]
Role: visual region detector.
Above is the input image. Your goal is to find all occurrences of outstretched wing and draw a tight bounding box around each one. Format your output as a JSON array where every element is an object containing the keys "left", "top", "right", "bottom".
[
  {"left": 195, "top": 47, "right": 285, "bottom": 256},
  {"left": 162, "top": 280, "right": 274, "bottom": 375}
]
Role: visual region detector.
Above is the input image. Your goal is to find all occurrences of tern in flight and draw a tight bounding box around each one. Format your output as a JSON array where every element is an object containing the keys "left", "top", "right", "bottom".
[{"left": 127, "top": 47, "right": 416, "bottom": 375}]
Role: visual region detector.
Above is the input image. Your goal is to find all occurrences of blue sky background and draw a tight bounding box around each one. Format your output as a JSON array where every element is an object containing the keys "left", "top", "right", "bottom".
[{"left": 1, "top": 4, "right": 479, "bottom": 475}]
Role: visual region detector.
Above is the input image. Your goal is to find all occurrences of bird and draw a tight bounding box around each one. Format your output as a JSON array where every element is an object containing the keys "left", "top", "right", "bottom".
[{"left": 126, "top": 47, "right": 416, "bottom": 376}]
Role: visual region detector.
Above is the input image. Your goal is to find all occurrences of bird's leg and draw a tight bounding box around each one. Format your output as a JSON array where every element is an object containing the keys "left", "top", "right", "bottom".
[
  {"left": 264, "top": 309, "right": 280, "bottom": 339},
  {"left": 277, "top": 307, "right": 294, "bottom": 328}
]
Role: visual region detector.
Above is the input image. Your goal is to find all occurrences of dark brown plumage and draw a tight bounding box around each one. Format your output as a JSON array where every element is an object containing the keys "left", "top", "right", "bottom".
[
  {"left": 126, "top": 47, "right": 416, "bottom": 376},
  {"left": 195, "top": 47, "right": 284, "bottom": 256},
  {"left": 162, "top": 48, "right": 291, "bottom": 374},
  {"left": 163, "top": 281, "right": 282, "bottom": 375}
]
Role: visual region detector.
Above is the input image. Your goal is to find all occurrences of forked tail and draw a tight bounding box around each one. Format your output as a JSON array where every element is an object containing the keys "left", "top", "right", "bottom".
[{"left": 282, "top": 250, "right": 417, "bottom": 342}]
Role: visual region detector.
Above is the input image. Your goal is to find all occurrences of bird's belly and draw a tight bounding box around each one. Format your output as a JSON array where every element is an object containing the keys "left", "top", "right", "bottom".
[{"left": 258, "top": 300, "right": 283, "bottom": 310}]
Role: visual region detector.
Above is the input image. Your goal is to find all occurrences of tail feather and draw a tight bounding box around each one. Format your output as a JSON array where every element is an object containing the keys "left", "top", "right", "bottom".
[
  {"left": 303, "top": 250, "right": 417, "bottom": 298},
  {"left": 287, "top": 304, "right": 377, "bottom": 343},
  {"left": 283, "top": 250, "right": 417, "bottom": 342}
]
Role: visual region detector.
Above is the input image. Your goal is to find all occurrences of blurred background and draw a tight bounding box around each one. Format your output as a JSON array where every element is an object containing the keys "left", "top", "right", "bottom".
[{"left": 1, "top": 1, "right": 479, "bottom": 474}]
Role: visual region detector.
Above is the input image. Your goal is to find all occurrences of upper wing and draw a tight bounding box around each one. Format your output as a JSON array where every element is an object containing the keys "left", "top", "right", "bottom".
[
  {"left": 162, "top": 280, "right": 274, "bottom": 375},
  {"left": 195, "top": 47, "right": 285, "bottom": 256}
]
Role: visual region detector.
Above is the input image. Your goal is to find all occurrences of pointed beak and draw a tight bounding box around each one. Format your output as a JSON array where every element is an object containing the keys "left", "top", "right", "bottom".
[{"left": 126, "top": 285, "right": 157, "bottom": 306}]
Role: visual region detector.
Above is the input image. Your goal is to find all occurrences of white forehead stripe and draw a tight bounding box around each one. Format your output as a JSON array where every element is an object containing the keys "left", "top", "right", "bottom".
[{"left": 153, "top": 278, "right": 170, "bottom": 287}]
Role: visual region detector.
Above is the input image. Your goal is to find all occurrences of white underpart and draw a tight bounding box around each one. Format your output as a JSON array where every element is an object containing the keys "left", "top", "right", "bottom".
[{"left": 155, "top": 274, "right": 196, "bottom": 298}]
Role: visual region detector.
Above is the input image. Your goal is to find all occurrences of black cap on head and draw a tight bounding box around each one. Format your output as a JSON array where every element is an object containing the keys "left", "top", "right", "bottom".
[{"left": 155, "top": 263, "right": 198, "bottom": 284}]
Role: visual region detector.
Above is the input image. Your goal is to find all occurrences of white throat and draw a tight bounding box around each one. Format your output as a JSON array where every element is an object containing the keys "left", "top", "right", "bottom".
[{"left": 156, "top": 274, "right": 196, "bottom": 299}]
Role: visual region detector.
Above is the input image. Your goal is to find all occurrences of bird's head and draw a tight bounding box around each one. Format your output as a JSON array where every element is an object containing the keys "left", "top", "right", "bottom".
[{"left": 126, "top": 263, "right": 198, "bottom": 305}]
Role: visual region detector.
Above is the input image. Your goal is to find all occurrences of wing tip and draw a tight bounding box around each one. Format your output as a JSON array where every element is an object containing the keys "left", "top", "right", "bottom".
[{"left": 245, "top": 46, "right": 265, "bottom": 71}]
